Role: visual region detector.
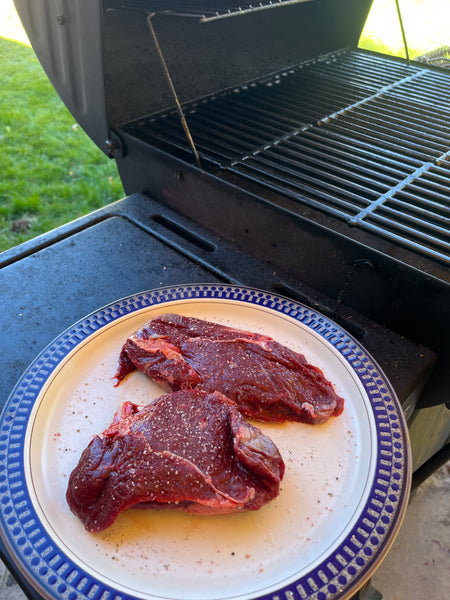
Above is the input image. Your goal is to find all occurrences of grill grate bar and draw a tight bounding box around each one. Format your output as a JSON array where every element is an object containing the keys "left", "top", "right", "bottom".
[
  {"left": 351, "top": 100, "right": 449, "bottom": 143},
  {"left": 251, "top": 140, "right": 401, "bottom": 193},
  {"left": 360, "top": 218, "right": 450, "bottom": 263},
  {"left": 231, "top": 150, "right": 450, "bottom": 264},
  {"left": 138, "top": 117, "right": 246, "bottom": 163},
  {"left": 277, "top": 137, "right": 404, "bottom": 185},
  {"left": 192, "top": 98, "right": 306, "bottom": 140},
  {"left": 201, "top": 78, "right": 367, "bottom": 134},
  {"left": 191, "top": 103, "right": 294, "bottom": 144},
  {"left": 302, "top": 128, "right": 420, "bottom": 172},
  {"left": 347, "top": 161, "right": 442, "bottom": 225},
  {"left": 306, "top": 52, "right": 419, "bottom": 93},
  {"left": 386, "top": 72, "right": 450, "bottom": 110},
  {"left": 235, "top": 152, "right": 379, "bottom": 210},
  {"left": 407, "top": 168, "right": 450, "bottom": 201},
  {"left": 326, "top": 115, "right": 447, "bottom": 162},
  {"left": 371, "top": 209, "right": 450, "bottom": 245},
  {"left": 365, "top": 197, "right": 450, "bottom": 253},
  {"left": 233, "top": 158, "right": 370, "bottom": 218},
  {"left": 128, "top": 115, "right": 241, "bottom": 164},
  {"left": 350, "top": 92, "right": 448, "bottom": 127},
  {"left": 390, "top": 189, "right": 450, "bottom": 223}
]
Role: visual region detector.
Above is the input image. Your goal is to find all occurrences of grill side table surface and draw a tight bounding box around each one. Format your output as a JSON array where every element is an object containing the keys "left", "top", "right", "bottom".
[{"left": 0, "top": 193, "right": 435, "bottom": 600}]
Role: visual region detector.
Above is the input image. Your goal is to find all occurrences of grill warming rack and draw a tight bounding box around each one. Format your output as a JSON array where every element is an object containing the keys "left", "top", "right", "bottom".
[
  {"left": 122, "top": 49, "right": 450, "bottom": 268},
  {"left": 106, "top": 0, "right": 312, "bottom": 21}
]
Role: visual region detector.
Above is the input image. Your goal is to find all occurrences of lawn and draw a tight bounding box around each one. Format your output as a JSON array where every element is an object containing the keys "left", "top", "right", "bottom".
[
  {"left": 0, "top": 4, "right": 124, "bottom": 252},
  {"left": 0, "top": 0, "right": 448, "bottom": 252},
  {"left": 359, "top": 0, "right": 450, "bottom": 58}
]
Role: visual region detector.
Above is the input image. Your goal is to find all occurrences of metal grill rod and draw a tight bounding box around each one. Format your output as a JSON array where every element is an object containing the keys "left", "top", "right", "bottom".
[
  {"left": 348, "top": 161, "right": 440, "bottom": 225},
  {"left": 107, "top": 1, "right": 312, "bottom": 22},
  {"left": 146, "top": 13, "right": 202, "bottom": 169},
  {"left": 395, "top": 0, "right": 411, "bottom": 65}
]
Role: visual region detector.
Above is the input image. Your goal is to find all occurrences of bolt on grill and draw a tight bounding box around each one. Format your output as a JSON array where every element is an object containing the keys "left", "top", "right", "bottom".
[{"left": 124, "top": 49, "right": 450, "bottom": 266}]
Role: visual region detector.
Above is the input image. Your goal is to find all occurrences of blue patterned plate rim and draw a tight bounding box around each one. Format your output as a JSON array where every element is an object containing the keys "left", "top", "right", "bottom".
[{"left": 0, "top": 284, "right": 411, "bottom": 600}]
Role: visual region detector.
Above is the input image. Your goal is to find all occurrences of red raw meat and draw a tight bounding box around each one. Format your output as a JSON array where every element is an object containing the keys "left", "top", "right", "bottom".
[
  {"left": 66, "top": 390, "right": 285, "bottom": 532},
  {"left": 114, "top": 313, "right": 344, "bottom": 424}
]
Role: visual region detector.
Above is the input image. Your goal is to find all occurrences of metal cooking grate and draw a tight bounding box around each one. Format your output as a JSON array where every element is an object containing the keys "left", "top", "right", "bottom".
[
  {"left": 123, "top": 50, "right": 450, "bottom": 265},
  {"left": 105, "top": 0, "right": 310, "bottom": 21}
]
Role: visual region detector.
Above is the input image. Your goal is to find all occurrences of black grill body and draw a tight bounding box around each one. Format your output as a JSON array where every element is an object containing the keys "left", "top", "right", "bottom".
[{"left": 10, "top": 0, "right": 450, "bottom": 464}]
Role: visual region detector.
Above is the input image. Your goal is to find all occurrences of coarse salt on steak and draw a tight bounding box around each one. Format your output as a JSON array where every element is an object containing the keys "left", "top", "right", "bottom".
[
  {"left": 66, "top": 390, "right": 285, "bottom": 532},
  {"left": 114, "top": 313, "right": 344, "bottom": 424}
]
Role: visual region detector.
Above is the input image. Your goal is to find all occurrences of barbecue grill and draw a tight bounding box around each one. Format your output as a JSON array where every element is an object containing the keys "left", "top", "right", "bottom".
[{"left": 1, "top": 1, "right": 449, "bottom": 599}]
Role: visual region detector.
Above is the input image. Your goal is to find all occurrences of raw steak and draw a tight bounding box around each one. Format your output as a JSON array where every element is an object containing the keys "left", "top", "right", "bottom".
[
  {"left": 114, "top": 313, "right": 344, "bottom": 424},
  {"left": 66, "top": 390, "right": 285, "bottom": 532}
]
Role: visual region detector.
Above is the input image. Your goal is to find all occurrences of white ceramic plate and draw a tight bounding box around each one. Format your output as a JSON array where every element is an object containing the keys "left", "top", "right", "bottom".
[{"left": 0, "top": 285, "right": 411, "bottom": 600}]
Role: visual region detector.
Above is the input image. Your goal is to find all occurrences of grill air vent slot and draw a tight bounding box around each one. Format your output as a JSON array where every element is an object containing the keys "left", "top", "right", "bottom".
[{"left": 151, "top": 214, "right": 216, "bottom": 252}]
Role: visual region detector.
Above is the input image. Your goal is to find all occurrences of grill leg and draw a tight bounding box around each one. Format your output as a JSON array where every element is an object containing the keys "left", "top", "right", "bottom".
[{"left": 350, "top": 580, "right": 383, "bottom": 600}]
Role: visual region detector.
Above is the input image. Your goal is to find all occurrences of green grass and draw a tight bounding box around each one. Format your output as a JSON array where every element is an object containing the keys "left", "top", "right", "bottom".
[
  {"left": 359, "top": 0, "right": 450, "bottom": 58},
  {"left": 0, "top": 0, "right": 448, "bottom": 252},
  {"left": 0, "top": 37, "right": 124, "bottom": 252}
]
